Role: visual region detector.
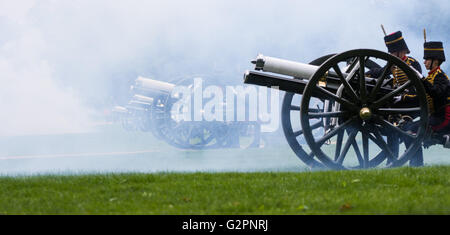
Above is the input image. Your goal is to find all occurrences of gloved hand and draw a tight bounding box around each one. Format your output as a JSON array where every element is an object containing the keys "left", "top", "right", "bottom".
[{"left": 393, "top": 95, "right": 402, "bottom": 104}]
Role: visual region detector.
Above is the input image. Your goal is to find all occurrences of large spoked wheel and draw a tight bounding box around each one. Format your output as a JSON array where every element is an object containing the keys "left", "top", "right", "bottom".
[
  {"left": 283, "top": 54, "right": 382, "bottom": 169},
  {"left": 282, "top": 54, "right": 334, "bottom": 168},
  {"left": 300, "top": 49, "right": 428, "bottom": 170},
  {"left": 169, "top": 121, "right": 231, "bottom": 149},
  {"left": 151, "top": 76, "right": 234, "bottom": 149}
]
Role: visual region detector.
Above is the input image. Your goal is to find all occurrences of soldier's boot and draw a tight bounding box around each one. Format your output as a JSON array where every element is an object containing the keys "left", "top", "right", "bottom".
[
  {"left": 444, "top": 135, "right": 450, "bottom": 149},
  {"left": 409, "top": 148, "right": 424, "bottom": 167}
]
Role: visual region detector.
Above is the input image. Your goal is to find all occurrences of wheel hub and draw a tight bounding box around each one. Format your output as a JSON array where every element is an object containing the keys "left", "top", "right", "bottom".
[{"left": 359, "top": 107, "right": 372, "bottom": 120}]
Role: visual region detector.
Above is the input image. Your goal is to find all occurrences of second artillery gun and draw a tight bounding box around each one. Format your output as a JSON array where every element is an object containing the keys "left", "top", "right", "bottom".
[
  {"left": 244, "top": 49, "right": 449, "bottom": 170},
  {"left": 113, "top": 75, "right": 263, "bottom": 149}
]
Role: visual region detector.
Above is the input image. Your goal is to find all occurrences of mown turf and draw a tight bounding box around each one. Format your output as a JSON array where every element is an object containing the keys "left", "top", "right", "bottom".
[{"left": 0, "top": 165, "right": 448, "bottom": 214}]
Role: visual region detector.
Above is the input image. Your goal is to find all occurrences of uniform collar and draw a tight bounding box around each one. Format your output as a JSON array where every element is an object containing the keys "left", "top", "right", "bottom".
[
  {"left": 428, "top": 66, "right": 441, "bottom": 75},
  {"left": 401, "top": 55, "right": 407, "bottom": 61}
]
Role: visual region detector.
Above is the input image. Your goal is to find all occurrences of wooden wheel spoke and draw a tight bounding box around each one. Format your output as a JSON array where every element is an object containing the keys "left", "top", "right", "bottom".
[
  {"left": 346, "top": 58, "right": 360, "bottom": 76},
  {"left": 203, "top": 135, "right": 214, "bottom": 144},
  {"left": 332, "top": 65, "right": 359, "bottom": 102},
  {"left": 362, "top": 130, "right": 369, "bottom": 168},
  {"left": 314, "top": 85, "right": 358, "bottom": 112},
  {"left": 373, "top": 116, "right": 417, "bottom": 140},
  {"left": 311, "top": 121, "right": 323, "bottom": 130},
  {"left": 308, "top": 107, "right": 323, "bottom": 113},
  {"left": 345, "top": 57, "right": 360, "bottom": 73},
  {"left": 377, "top": 107, "right": 421, "bottom": 115},
  {"left": 369, "top": 125, "right": 396, "bottom": 162},
  {"left": 368, "top": 61, "right": 393, "bottom": 101},
  {"left": 203, "top": 129, "right": 217, "bottom": 143},
  {"left": 382, "top": 77, "right": 393, "bottom": 87},
  {"left": 308, "top": 111, "right": 348, "bottom": 118},
  {"left": 290, "top": 105, "right": 301, "bottom": 111},
  {"left": 293, "top": 121, "right": 322, "bottom": 137},
  {"left": 315, "top": 117, "right": 357, "bottom": 146},
  {"left": 387, "top": 133, "right": 400, "bottom": 160},
  {"left": 334, "top": 130, "right": 344, "bottom": 161},
  {"left": 368, "top": 151, "right": 387, "bottom": 168},
  {"left": 336, "top": 129, "right": 358, "bottom": 164},
  {"left": 359, "top": 56, "right": 367, "bottom": 103},
  {"left": 200, "top": 129, "right": 206, "bottom": 141},
  {"left": 351, "top": 138, "right": 364, "bottom": 167},
  {"left": 293, "top": 129, "right": 303, "bottom": 137},
  {"left": 371, "top": 80, "right": 412, "bottom": 109}
]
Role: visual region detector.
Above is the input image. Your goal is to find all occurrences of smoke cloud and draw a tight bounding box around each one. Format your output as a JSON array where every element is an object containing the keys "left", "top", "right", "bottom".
[
  {"left": 1, "top": 0, "right": 449, "bottom": 136},
  {"left": 0, "top": 0, "right": 449, "bottom": 175}
]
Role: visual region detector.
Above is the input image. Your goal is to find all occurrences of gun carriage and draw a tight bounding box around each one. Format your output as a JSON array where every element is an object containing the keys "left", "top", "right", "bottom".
[
  {"left": 244, "top": 49, "right": 449, "bottom": 170},
  {"left": 114, "top": 76, "right": 263, "bottom": 150}
]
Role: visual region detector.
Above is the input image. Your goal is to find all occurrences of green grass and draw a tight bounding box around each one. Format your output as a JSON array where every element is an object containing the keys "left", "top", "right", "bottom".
[{"left": 0, "top": 165, "right": 449, "bottom": 214}]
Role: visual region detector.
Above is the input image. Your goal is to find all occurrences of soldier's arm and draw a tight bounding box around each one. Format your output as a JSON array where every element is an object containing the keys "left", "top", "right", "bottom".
[
  {"left": 427, "top": 74, "right": 450, "bottom": 99},
  {"left": 366, "top": 65, "right": 392, "bottom": 78}
]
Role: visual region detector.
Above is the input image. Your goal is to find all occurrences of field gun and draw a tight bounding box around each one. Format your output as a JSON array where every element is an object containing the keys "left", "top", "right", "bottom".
[
  {"left": 114, "top": 76, "right": 264, "bottom": 149},
  {"left": 243, "top": 49, "right": 450, "bottom": 170}
]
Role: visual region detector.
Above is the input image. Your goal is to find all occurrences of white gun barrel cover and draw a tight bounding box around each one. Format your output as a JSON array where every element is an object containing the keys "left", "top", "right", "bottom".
[
  {"left": 133, "top": 94, "right": 154, "bottom": 104},
  {"left": 135, "top": 76, "right": 176, "bottom": 93},
  {"left": 253, "top": 54, "right": 344, "bottom": 79},
  {"left": 254, "top": 54, "right": 320, "bottom": 79},
  {"left": 112, "top": 106, "right": 128, "bottom": 113}
]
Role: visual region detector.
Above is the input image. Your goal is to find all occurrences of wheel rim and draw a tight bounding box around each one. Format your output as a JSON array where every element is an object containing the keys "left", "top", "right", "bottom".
[
  {"left": 282, "top": 54, "right": 335, "bottom": 169},
  {"left": 150, "top": 77, "right": 230, "bottom": 149},
  {"left": 282, "top": 54, "right": 382, "bottom": 169},
  {"left": 300, "top": 49, "right": 428, "bottom": 170}
]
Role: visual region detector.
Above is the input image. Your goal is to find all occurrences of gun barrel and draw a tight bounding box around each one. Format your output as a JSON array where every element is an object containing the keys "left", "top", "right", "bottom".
[
  {"left": 133, "top": 94, "right": 154, "bottom": 104},
  {"left": 244, "top": 70, "right": 309, "bottom": 94},
  {"left": 245, "top": 66, "right": 393, "bottom": 97},
  {"left": 134, "top": 76, "right": 176, "bottom": 94},
  {"left": 253, "top": 54, "right": 330, "bottom": 79},
  {"left": 112, "top": 106, "right": 128, "bottom": 113},
  {"left": 129, "top": 100, "right": 152, "bottom": 107}
]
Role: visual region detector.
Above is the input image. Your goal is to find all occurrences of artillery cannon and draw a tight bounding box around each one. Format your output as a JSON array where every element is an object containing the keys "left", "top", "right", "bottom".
[
  {"left": 112, "top": 94, "right": 154, "bottom": 132},
  {"left": 114, "top": 75, "right": 264, "bottom": 149},
  {"left": 244, "top": 49, "right": 449, "bottom": 170}
]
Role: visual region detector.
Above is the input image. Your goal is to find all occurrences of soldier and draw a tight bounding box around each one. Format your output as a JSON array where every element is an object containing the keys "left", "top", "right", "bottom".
[
  {"left": 401, "top": 40, "right": 450, "bottom": 149},
  {"left": 367, "top": 30, "right": 422, "bottom": 87},
  {"left": 366, "top": 29, "right": 424, "bottom": 166},
  {"left": 422, "top": 41, "right": 450, "bottom": 136}
]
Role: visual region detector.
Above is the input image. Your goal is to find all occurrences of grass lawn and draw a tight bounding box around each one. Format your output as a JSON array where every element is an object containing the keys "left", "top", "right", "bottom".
[{"left": 0, "top": 165, "right": 448, "bottom": 214}]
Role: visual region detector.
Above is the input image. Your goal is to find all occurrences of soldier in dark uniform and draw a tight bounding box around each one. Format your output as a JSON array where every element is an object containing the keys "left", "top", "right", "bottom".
[
  {"left": 366, "top": 30, "right": 424, "bottom": 166},
  {"left": 421, "top": 41, "right": 450, "bottom": 136},
  {"left": 366, "top": 31, "right": 422, "bottom": 87}
]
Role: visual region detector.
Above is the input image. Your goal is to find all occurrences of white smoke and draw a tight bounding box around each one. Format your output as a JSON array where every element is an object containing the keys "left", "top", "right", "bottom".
[
  {"left": 0, "top": 0, "right": 449, "bottom": 137},
  {"left": 0, "top": 0, "right": 94, "bottom": 136}
]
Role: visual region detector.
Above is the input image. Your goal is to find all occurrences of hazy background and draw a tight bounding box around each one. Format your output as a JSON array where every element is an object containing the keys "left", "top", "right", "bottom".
[
  {"left": 1, "top": 0, "right": 449, "bottom": 136},
  {"left": 0, "top": 0, "right": 449, "bottom": 175}
]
